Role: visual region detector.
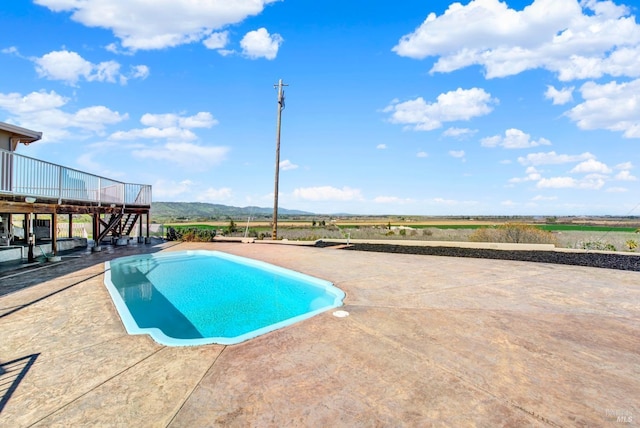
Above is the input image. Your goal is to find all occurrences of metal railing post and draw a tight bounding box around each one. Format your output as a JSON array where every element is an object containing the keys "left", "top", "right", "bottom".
[{"left": 58, "top": 166, "right": 63, "bottom": 204}]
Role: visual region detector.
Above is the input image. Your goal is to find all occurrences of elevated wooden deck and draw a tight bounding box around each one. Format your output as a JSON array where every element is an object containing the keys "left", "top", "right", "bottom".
[{"left": 0, "top": 147, "right": 152, "bottom": 261}]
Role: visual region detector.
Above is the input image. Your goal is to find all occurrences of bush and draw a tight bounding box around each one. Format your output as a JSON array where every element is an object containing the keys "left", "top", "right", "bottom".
[
  {"left": 166, "top": 226, "right": 216, "bottom": 242},
  {"left": 626, "top": 239, "right": 638, "bottom": 252},
  {"left": 469, "top": 223, "right": 557, "bottom": 245},
  {"left": 579, "top": 240, "right": 616, "bottom": 251},
  {"left": 468, "top": 227, "right": 493, "bottom": 242},
  {"left": 227, "top": 218, "right": 237, "bottom": 234}
]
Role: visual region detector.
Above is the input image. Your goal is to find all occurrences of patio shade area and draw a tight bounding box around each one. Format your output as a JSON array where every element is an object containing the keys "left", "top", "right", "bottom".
[{"left": 1, "top": 241, "right": 638, "bottom": 426}]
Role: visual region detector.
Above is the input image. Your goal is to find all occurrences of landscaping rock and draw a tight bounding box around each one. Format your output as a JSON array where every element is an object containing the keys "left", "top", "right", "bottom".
[{"left": 336, "top": 243, "right": 640, "bottom": 272}]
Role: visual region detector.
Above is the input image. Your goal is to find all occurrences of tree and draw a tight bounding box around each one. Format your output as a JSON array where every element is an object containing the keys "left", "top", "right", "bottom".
[{"left": 227, "top": 218, "right": 237, "bottom": 234}]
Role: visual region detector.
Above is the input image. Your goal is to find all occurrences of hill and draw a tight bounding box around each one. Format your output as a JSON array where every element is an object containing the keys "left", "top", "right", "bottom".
[{"left": 151, "top": 202, "right": 313, "bottom": 221}]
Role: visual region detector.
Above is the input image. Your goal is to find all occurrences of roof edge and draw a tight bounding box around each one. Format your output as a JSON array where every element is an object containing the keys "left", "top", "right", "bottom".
[{"left": 0, "top": 121, "right": 43, "bottom": 142}]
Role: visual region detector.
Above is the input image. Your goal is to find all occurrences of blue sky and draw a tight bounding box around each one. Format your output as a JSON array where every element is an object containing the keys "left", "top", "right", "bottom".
[{"left": 1, "top": 0, "right": 639, "bottom": 216}]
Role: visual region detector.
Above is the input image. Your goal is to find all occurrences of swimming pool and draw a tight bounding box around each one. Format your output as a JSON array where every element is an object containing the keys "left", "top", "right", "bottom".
[{"left": 104, "top": 250, "right": 345, "bottom": 346}]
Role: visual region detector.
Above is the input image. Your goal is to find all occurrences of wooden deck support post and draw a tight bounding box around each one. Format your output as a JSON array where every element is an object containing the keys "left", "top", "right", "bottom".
[
  {"left": 51, "top": 211, "right": 57, "bottom": 255},
  {"left": 26, "top": 212, "right": 34, "bottom": 262},
  {"left": 145, "top": 212, "right": 151, "bottom": 243},
  {"left": 91, "top": 212, "right": 101, "bottom": 252},
  {"left": 138, "top": 214, "right": 143, "bottom": 243}
]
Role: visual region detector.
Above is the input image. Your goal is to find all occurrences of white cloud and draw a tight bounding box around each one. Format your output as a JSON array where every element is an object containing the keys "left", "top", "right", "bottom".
[
  {"left": 536, "top": 176, "right": 577, "bottom": 188},
  {"left": 0, "top": 90, "right": 127, "bottom": 142},
  {"left": 73, "top": 106, "right": 128, "bottom": 132},
  {"left": 279, "top": 159, "right": 298, "bottom": 171},
  {"left": 33, "top": 50, "right": 148, "bottom": 85},
  {"left": 179, "top": 112, "right": 217, "bottom": 128},
  {"left": 240, "top": 28, "right": 283, "bottom": 60},
  {"left": 140, "top": 112, "right": 217, "bottom": 128},
  {"left": 376, "top": 144, "right": 387, "bottom": 149},
  {"left": 570, "top": 158, "right": 612, "bottom": 174},
  {"left": 449, "top": 150, "right": 465, "bottom": 158},
  {"left": 615, "top": 161, "right": 634, "bottom": 170},
  {"left": 532, "top": 195, "right": 558, "bottom": 201},
  {"left": 110, "top": 126, "right": 198, "bottom": 141},
  {"left": 481, "top": 128, "right": 551, "bottom": 149},
  {"left": 509, "top": 166, "right": 542, "bottom": 183},
  {"left": 35, "top": 0, "right": 277, "bottom": 51},
  {"left": 384, "top": 88, "right": 496, "bottom": 131},
  {"left": 152, "top": 179, "right": 194, "bottom": 200},
  {"left": 537, "top": 176, "right": 605, "bottom": 189},
  {"left": 416, "top": 151, "right": 428, "bottom": 158},
  {"left": 0, "top": 90, "right": 66, "bottom": 114},
  {"left": 392, "top": 0, "right": 640, "bottom": 81},
  {"left": 615, "top": 170, "right": 637, "bottom": 181},
  {"left": 579, "top": 176, "right": 606, "bottom": 189},
  {"left": 2, "top": 46, "right": 19, "bottom": 55},
  {"left": 566, "top": 79, "right": 640, "bottom": 138},
  {"left": 111, "top": 112, "right": 218, "bottom": 142},
  {"left": 130, "top": 65, "right": 150, "bottom": 80},
  {"left": 517, "top": 151, "right": 595, "bottom": 166},
  {"left": 34, "top": 50, "right": 92, "bottom": 84},
  {"left": 132, "top": 142, "right": 229, "bottom": 170},
  {"left": 292, "top": 186, "right": 363, "bottom": 201},
  {"left": 545, "top": 85, "right": 574, "bottom": 105},
  {"left": 203, "top": 31, "right": 229, "bottom": 50},
  {"left": 197, "top": 187, "right": 233, "bottom": 201},
  {"left": 442, "top": 127, "right": 477, "bottom": 138},
  {"left": 606, "top": 186, "right": 628, "bottom": 192}
]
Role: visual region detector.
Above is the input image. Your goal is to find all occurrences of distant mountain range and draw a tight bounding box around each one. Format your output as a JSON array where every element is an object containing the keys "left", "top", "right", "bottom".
[{"left": 151, "top": 202, "right": 313, "bottom": 220}]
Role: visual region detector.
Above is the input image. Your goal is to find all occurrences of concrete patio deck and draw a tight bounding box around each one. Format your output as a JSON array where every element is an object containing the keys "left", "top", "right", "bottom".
[{"left": 1, "top": 240, "right": 638, "bottom": 426}]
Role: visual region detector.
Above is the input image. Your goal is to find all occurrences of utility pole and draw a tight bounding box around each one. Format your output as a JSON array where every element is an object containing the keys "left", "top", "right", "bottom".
[{"left": 272, "top": 79, "right": 288, "bottom": 240}]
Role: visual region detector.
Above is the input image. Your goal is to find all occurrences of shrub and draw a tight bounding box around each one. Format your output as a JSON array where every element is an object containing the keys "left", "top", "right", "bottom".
[
  {"left": 579, "top": 240, "right": 616, "bottom": 251},
  {"left": 166, "top": 226, "right": 216, "bottom": 242},
  {"left": 625, "top": 239, "right": 637, "bottom": 252},
  {"left": 469, "top": 223, "right": 557, "bottom": 245},
  {"left": 227, "top": 218, "right": 237, "bottom": 234},
  {"left": 468, "top": 227, "right": 494, "bottom": 243}
]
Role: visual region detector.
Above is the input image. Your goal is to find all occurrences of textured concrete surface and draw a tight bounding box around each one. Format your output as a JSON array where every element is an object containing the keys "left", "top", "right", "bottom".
[{"left": 1, "top": 240, "right": 638, "bottom": 427}]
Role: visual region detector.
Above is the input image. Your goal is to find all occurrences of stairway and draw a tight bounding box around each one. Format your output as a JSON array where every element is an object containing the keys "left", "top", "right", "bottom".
[{"left": 97, "top": 213, "right": 139, "bottom": 243}]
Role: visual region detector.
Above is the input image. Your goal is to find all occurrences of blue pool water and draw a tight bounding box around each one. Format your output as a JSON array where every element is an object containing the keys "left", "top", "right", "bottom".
[{"left": 104, "top": 250, "right": 345, "bottom": 346}]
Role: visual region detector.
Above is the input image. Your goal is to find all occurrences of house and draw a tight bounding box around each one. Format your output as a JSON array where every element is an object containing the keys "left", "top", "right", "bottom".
[{"left": 0, "top": 121, "right": 152, "bottom": 263}]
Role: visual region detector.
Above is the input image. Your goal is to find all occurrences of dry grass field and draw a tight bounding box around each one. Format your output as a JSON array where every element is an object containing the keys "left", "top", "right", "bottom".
[{"left": 166, "top": 217, "right": 640, "bottom": 252}]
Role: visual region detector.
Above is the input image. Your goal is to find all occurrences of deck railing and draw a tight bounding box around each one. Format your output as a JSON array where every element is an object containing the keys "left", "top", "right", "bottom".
[{"left": 0, "top": 148, "right": 151, "bottom": 206}]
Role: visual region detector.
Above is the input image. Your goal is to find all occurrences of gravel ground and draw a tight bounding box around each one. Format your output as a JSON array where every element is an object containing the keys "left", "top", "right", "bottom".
[{"left": 326, "top": 242, "right": 640, "bottom": 272}]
